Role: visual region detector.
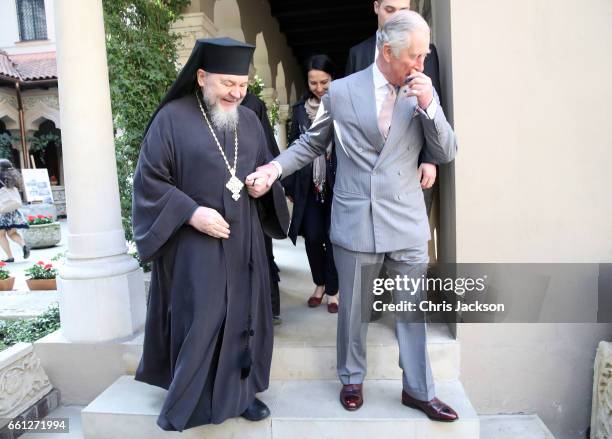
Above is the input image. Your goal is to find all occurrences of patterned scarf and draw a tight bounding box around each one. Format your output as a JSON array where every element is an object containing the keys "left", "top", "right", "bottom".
[{"left": 305, "top": 97, "right": 331, "bottom": 200}]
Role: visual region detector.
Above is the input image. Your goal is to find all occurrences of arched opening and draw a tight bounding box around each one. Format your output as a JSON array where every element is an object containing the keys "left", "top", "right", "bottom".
[
  {"left": 0, "top": 120, "right": 20, "bottom": 167},
  {"left": 31, "top": 119, "right": 62, "bottom": 185}
]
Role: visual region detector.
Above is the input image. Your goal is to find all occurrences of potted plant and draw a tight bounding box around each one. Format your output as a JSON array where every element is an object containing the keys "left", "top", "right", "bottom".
[
  {"left": 0, "top": 261, "right": 15, "bottom": 291},
  {"left": 25, "top": 261, "right": 58, "bottom": 291},
  {"left": 23, "top": 214, "right": 61, "bottom": 249}
]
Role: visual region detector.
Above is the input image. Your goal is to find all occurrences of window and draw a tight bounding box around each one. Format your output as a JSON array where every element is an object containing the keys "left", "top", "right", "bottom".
[{"left": 16, "top": 0, "right": 48, "bottom": 41}]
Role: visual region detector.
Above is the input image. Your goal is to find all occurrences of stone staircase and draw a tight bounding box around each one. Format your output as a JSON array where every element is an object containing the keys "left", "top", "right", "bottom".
[{"left": 76, "top": 239, "right": 550, "bottom": 438}]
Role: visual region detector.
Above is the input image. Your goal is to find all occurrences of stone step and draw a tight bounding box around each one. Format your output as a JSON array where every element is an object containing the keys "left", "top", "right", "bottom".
[
  {"left": 480, "top": 414, "right": 555, "bottom": 439},
  {"left": 271, "top": 237, "right": 459, "bottom": 381},
  {"left": 81, "top": 376, "right": 479, "bottom": 439}
]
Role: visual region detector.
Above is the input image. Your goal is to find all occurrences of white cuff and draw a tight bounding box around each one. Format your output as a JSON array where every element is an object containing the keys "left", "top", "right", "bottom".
[
  {"left": 271, "top": 160, "right": 283, "bottom": 179},
  {"left": 418, "top": 98, "right": 437, "bottom": 119}
]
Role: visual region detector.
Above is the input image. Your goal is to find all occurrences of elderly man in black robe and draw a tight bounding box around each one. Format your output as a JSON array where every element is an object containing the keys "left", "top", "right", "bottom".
[{"left": 132, "top": 37, "right": 289, "bottom": 432}]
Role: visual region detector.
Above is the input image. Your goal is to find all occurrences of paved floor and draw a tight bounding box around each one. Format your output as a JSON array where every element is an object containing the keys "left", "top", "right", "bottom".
[{"left": 0, "top": 220, "right": 67, "bottom": 319}]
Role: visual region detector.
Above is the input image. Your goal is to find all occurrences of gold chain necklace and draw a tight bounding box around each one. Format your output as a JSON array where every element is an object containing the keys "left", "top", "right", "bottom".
[{"left": 196, "top": 91, "right": 244, "bottom": 201}]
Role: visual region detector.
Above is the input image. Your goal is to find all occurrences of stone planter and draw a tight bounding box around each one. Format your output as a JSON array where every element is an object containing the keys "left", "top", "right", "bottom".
[
  {"left": 23, "top": 222, "right": 61, "bottom": 249},
  {"left": 26, "top": 279, "right": 57, "bottom": 291},
  {"left": 0, "top": 277, "right": 15, "bottom": 291}
]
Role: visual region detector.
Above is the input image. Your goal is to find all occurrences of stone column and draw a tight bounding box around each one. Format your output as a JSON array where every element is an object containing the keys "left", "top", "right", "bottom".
[
  {"left": 171, "top": 12, "right": 218, "bottom": 67},
  {"left": 54, "top": 0, "right": 145, "bottom": 342}
]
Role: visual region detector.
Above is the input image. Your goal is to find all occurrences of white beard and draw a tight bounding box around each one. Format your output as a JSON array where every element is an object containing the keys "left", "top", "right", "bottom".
[{"left": 202, "top": 87, "right": 239, "bottom": 132}]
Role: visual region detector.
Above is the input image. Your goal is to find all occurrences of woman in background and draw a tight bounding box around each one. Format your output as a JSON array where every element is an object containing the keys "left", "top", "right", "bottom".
[
  {"left": 0, "top": 159, "right": 30, "bottom": 262},
  {"left": 283, "top": 55, "right": 339, "bottom": 313}
]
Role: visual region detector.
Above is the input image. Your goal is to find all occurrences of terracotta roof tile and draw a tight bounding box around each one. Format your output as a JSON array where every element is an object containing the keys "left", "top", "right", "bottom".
[
  {"left": 11, "top": 51, "right": 57, "bottom": 81},
  {"left": 0, "top": 50, "right": 21, "bottom": 80},
  {"left": 0, "top": 51, "right": 57, "bottom": 82}
]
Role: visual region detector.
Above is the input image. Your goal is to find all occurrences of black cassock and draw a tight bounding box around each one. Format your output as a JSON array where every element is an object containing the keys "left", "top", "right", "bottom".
[{"left": 132, "top": 94, "right": 289, "bottom": 431}]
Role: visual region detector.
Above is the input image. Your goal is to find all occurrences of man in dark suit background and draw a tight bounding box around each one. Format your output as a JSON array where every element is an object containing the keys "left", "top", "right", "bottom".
[{"left": 346, "top": 0, "right": 441, "bottom": 204}]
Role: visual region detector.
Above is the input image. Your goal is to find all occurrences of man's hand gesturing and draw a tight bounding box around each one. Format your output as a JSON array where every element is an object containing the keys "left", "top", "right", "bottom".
[
  {"left": 245, "top": 163, "right": 279, "bottom": 198},
  {"left": 188, "top": 206, "right": 230, "bottom": 239}
]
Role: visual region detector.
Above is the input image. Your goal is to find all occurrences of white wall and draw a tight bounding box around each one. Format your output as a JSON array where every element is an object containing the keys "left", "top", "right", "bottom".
[
  {"left": 440, "top": 0, "right": 612, "bottom": 437},
  {"left": 0, "top": 0, "right": 56, "bottom": 54}
]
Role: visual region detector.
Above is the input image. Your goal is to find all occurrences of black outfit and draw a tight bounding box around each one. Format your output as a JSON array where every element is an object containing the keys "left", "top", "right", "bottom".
[
  {"left": 241, "top": 92, "right": 282, "bottom": 317},
  {"left": 133, "top": 95, "right": 289, "bottom": 431},
  {"left": 345, "top": 35, "right": 443, "bottom": 215},
  {"left": 283, "top": 98, "right": 338, "bottom": 296}
]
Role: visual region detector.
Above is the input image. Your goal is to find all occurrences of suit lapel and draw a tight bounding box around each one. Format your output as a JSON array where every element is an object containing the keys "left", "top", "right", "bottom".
[
  {"left": 349, "top": 66, "right": 385, "bottom": 151},
  {"left": 374, "top": 89, "right": 418, "bottom": 169}
]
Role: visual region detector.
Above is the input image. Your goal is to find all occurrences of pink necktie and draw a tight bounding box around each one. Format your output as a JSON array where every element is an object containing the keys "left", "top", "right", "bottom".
[{"left": 378, "top": 83, "right": 396, "bottom": 139}]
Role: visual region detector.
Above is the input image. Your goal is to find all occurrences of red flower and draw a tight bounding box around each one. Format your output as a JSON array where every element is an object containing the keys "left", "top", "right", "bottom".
[
  {"left": 37, "top": 261, "right": 45, "bottom": 265},
  {"left": 44, "top": 264, "right": 53, "bottom": 270},
  {"left": 0, "top": 261, "right": 5, "bottom": 267},
  {"left": 28, "top": 215, "right": 35, "bottom": 221},
  {"left": 47, "top": 215, "right": 53, "bottom": 218},
  {"left": 37, "top": 214, "right": 44, "bottom": 218}
]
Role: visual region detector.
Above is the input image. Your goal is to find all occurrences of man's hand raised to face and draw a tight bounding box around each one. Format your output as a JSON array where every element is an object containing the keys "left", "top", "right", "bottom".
[
  {"left": 405, "top": 69, "right": 434, "bottom": 110},
  {"left": 245, "top": 163, "right": 279, "bottom": 198}
]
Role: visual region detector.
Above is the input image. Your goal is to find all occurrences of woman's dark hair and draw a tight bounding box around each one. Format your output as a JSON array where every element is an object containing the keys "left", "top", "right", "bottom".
[
  {"left": 0, "top": 159, "right": 22, "bottom": 190},
  {"left": 303, "top": 54, "right": 336, "bottom": 99}
]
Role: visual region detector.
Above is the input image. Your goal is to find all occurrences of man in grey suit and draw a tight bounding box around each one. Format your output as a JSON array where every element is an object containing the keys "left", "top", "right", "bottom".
[{"left": 246, "top": 11, "right": 459, "bottom": 421}]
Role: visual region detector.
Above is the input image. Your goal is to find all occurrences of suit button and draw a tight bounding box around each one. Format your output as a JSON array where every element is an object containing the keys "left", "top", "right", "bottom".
[
  {"left": 398, "top": 170, "right": 403, "bottom": 176},
  {"left": 395, "top": 194, "right": 402, "bottom": 201},
  {"left": 358, "top": 147, "right": 364, "bottom": 153}
]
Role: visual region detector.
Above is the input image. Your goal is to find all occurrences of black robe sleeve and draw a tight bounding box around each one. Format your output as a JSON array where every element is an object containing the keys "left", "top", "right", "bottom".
[
  {"left": 241, "top": 93, "right": 280, "bottom": 157},
  {"left": 254, "top": 127, "right": 290, "bottom": 240},
  {"left": 132, "top": 108, "right": 199, "bottom": 262},
  {"left": 280, "top": 104, "right": 304, "bottom": 198}
]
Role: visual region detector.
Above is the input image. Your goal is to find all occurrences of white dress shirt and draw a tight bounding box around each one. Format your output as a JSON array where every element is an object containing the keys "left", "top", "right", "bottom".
[{"left": 372, "top": 60, "right": 437, "bottom": 120}]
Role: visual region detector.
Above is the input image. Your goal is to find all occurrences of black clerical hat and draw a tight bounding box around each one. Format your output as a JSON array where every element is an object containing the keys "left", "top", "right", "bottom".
[
  {"left": 144, "top": 37, "right": 255, "bottom": 135},
  {"left": 197, "top": 37, "right": 255, "bottom": 75}
]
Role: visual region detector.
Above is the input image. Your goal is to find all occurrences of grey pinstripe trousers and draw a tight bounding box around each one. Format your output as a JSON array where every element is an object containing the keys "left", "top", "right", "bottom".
[{"left": 333, "top": 243, "right": 435, "bottom": 401}]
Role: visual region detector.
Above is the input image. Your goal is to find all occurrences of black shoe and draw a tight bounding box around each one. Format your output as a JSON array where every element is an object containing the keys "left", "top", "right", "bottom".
[
  {"left": 240, "top": 398, "right": 270, "bottom": 421},
  {"left": 23, "top": 245, "right": 30, "bottom": 259},
  {"left": 272, "top": 315, "right": 282, "bottom": 326},
  {"left": 2, "top": 258, "right": 14, "bottom": 263}
]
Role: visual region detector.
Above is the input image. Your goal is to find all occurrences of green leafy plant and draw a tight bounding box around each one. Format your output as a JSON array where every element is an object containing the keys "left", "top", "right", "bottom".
[
  {"left": 248, "top": 74, "right": 265, "bottom": 98},
  {"left": 27, "top": 214, "right": 55, "bottom": 225},
  {"left": 25, "top": 261, "right": 58, "bottom": 280},
  {"left": 28, "top": 133, "right": 62, "bottom": 162},
  {"left": 51, "top": 251, "right": 67, "bottom": 262},
  {"left": 247, "top": 75, "right": 280, "bottom": 131},
  {"left": 0, "top": 133, "right": 14, "bottom": 160},
  {"left": 268, "top": 100, "right": 280, "bottom": 131},
  {"left": 103, "top": 0, "right": 190, "bottom": 242},
  {"left": 0, "top": 305, "right": 60, "bottom": 349},
  {"left": 0, "top": 261, "right": 10, "bottom": 280}
]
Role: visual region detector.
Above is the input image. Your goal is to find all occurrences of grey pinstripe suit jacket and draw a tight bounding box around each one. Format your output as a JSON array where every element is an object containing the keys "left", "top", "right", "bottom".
[{"left": 275, "top": 66, "right": 458, "bottom": 253}]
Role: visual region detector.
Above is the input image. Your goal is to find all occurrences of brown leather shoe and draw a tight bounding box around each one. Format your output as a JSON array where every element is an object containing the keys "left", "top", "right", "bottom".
[
  {"left": 401, "top": 391, "right": 459, "bottom": 422},
  {"left": 340, "top": 384, "right": 363, "bottom": 411},
  {"left": 307, "top": 295, "right": 323, "bottom": 307},
  {"left": 327, "top": 302, "right": 339, "bottom": 313}
]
